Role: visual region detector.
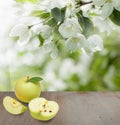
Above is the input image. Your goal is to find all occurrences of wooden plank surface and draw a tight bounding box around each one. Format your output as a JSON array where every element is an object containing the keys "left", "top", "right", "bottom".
[{"left": 1, "top": 92, "right": 120, "bottom": 125}]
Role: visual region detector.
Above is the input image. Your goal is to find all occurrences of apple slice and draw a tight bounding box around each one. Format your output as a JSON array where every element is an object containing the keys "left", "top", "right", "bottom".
[
  {"left": 3, "top": 96, "right": 27, "bottom": 115},
  {"left": 28, "top": 97, "right": 59, "bottom": 121}
]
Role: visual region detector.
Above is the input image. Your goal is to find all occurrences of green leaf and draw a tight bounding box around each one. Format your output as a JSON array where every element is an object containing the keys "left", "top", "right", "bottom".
[
  {"left": 51, "top": 7, "right": 66, "bottom": 23},
  {"left": 46, "top": 18, "right": 57, "bottom": 27},
  {"left": 27, "top": 77, "right": 43, "bottom": 83},
  {"left": 51, "top": 8, "right": 61, "bottom": 22},
  {"left": 83, "top": 17, "right": 93, "bottom": 35},
  {"left": 60, "top": 7, "right": 66, "bottom": 23},
  {"left": 38, "top": 34, "right": 44, "bottom": 46},
  {"left": 76, "top": 13, "right": 84, "bottom": 30},
  {"left": 77, "top": 12, "right": 94, "bottom": 37},
  {"left": 109, "top": 9, "right": 120, "bottom": 26},
  {"left": 53, "top": 26, "right": 63, "bottom": 42},
  {"left": 16, "top": 0, "right": 39, "bottom": 4},
  {"left": 32, "top": 11, "right": 50, "bottom": 19}
]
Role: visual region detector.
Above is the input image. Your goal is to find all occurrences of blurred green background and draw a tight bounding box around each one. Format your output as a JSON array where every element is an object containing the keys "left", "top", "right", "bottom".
[{"left": 0, "top": 29, "right": 120, "bottom": 91}]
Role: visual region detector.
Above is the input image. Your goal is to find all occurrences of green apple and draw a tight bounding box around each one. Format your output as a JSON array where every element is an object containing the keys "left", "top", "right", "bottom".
[
  {"left": 28, "top": 97, "right": 59, "bottom": 121},
  {"left": 14, "top": 76, "right": 42, "bottom": 103},
  {"left": 3, "top": 96, "right": 27, "bottom": 115}
]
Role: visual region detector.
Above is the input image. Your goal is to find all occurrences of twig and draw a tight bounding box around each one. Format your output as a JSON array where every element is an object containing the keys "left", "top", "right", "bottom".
[{"left": 76, "top": 1, "right": 93, "bottom": 7}]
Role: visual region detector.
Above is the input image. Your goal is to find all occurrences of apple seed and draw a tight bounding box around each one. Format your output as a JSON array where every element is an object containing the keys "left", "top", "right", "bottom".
[
  {"left": 49, "top": 110, "right": 52, "bottom": 113},
  {"left": 44, "top": 110, "right": 47, "bottom": 112}
]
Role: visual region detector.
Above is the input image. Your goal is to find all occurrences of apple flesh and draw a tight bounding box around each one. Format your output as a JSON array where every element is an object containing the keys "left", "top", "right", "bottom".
[
  {"left": 14, "top": 76, "right": 41, "bottom": 103},
  {"left": 28, "top": 97, "right": 59, "bottom": 121},
  {"left": 3, "top": 96, "right": 27, "bottom": 115}
]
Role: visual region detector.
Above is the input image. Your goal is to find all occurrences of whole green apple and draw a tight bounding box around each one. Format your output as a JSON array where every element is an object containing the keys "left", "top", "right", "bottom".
[
  {"left": 14, "top": 76, "right": 42, "bottom": 103},
  {"left": 28, "top": 97, "right": 59, "bottom": 121}
]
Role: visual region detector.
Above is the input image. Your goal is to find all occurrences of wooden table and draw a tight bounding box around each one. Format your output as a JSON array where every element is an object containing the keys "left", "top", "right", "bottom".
[{"left": 0, "top": 92, "right": 120, "bottom": 125}]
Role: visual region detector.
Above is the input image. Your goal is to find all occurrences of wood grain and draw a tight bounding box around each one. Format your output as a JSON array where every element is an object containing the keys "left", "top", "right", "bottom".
[{"left": 0, "top": 92, "right": 120, "bottom": 125}]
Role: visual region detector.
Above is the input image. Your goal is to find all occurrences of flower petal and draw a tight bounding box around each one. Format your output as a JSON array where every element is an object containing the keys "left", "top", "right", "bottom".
[
  {"left": 92, "top": 17, "right": 112, "bottom": 35},
  {"left": 30, "top": 23, "right": 43, "bottom": 35},
  {"left": 93, "top": 0, "right": 106, "bottom": 6},
  {"left": 9, "top": 24, "right": 31, "bottom": 45},
  {"left": 42, "top": 42, "right": 54, "bottom": 53},
  {"left": 66, "top": 33, "right": 86, "bottom": 52},
  {"left": 31, "top": 24, "right": 52, "bottom": 39},
  {"left": 17, "top": 32, "right": 31, "bottom": 46},
  {"left": 112, "top": 0, "right": 120, "bottom": 11},
  {"left": 58, "top": 17, "right": 81, "bottom": 38},
  {"left": 50, "top": 46, "right": 58, "bottom": 59},
  {"left": 84, "top": 34, "right": 103, "bottom": 53},
  {"left": 66, "top": 38, "right": 79, "bottom": 52},
  {"left": 101, "top": 3, "right": 113, "bottom": 19},
  {"left": 40, "top": 25, "right": 52, "bottom": 39},
  {"left": 18, "top": 16, "right": 41, "bottom": 26},
  {"left": 49, "top": 0, "right": 62, "bottom": 9}
]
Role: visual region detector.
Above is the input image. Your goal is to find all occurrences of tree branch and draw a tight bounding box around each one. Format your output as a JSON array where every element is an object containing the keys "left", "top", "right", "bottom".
[{"left": 76, "top": 1, "right": 93, "bottom": 7}]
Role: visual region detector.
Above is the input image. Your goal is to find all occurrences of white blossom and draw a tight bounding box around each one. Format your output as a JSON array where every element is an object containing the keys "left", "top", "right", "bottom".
[
  {"left": 42, "top": 42, "right": 54, "bottom": 53},
  {"left": 9, "top": 24, "right": 31, "bottom": 45},
  {"left": 58, "top": 17, "right": 82, "bottom": 38},
  {"left": 40, "top": 0, "right": 76, "bottom": 17},
  {"left": 49, "top": 0, "right": 75, "bottom": 9},
  {"left": 31, "top": 24, "right": 52, "bottom": 39},
  {"left": 39, "top": 0, "right": 62, "bottom": 11},
  {"left": 2, "top": 0, "right": 117, "bottom": 58},
  {"left": 40, "top": 25, "right": 52, "bottom": 39},
  {"left": 101, "top": 2, "right": 113, "bottom": 19},
  {"left": 83, "top": 35, "right": 103, "bottom": 54},
  {"left": 18, "top": 16, "right": 41, "bottom": 26},
  {"left": 49, "top": 0, "right": 62, "bottom": 9},
  {"left": 112, "top": 0, "right": 120, "bottom": 11},
  {"left": 41, "top": 42, "right": 59, "bottom": 59},
  {"left": 66, "top": 33, "right": 86, "bottom": 52},
  {"left": 50, "top": 46, "right": 59, "bottom": 59},
  {"left": 93, "top": 0, "right": 106, "bottom": 6},
  {"left": 30, "top": 23, "right": 43, "bottom": 35},
  {"left": 92, "top": 17, "right": 113, "bottom": 35},
  {"left": 41, "top": 36, "right": 54, "bottom": 53},
  {"left": 94, "top": 0, "right": 120, "bottom": 19},
  {"left": 80, "top": 4, "right": 92, "bottom": 17},
  {"left": 64, "top": 0, "right": 76, "bottom": 18}
]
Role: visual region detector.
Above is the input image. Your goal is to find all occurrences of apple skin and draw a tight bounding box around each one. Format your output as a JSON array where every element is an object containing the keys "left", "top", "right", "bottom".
[
  {"left": 14, "top": 77, "right": 41, "bottom": 103},
  {"left": 3, "top": 96, "right": 27, "bottom": 115},
  {"left": 28, "top": 97, "right": 59, "bottom": 121}
]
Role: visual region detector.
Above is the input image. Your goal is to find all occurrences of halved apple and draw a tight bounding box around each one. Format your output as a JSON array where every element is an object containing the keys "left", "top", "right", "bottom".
[
  {"left": 3, "top": 96, "right": 27, "bottom": 115},
  {"left": 28, "top": 97, "right": 59, "bottom": 121}
]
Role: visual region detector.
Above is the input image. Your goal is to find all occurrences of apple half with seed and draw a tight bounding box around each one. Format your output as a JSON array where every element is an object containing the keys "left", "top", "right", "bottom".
[
  {"left": 28, "top": 97, "right": 59, "bottom": 121},
  {"left": 3, "top": 96, "right": 27, "bottom": 115}
]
